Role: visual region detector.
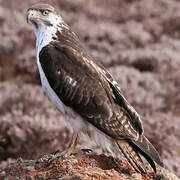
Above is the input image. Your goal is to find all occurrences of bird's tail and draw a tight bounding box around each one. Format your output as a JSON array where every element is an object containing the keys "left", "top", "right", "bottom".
[
  {"left": 117, "top": 139, "right": 146, "bottom": 173},
  {"left": 116, "top": 135, "right": 163, "bottom": 174}
]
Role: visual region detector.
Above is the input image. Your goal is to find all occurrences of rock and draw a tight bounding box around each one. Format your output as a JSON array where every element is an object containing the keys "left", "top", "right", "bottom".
[{"left": 0, "top": 152, "right": 179, "bottom": 180}]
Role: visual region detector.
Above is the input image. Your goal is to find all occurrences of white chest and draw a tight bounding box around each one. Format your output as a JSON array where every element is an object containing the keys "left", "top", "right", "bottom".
[{"left": 37, "top": 56, "right": 66, "bottom": 114}]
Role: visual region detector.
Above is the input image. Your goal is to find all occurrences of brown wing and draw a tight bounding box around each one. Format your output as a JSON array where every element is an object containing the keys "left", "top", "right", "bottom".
[{"left": 39, "top": 42, "right": 141, "bottom": 141}]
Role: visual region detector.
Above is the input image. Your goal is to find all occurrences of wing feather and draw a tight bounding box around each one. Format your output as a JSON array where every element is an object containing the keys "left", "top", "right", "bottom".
[{"left": 39, "top": 42, "right": 141, "bottom": 141}]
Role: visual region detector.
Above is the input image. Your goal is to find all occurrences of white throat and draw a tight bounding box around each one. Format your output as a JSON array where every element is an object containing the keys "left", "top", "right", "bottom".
[
  {"left": 32, "top": 15, "right": 63, "bottom": 56},
  {"left": 34, "top": 25, "right": 57, "bottom": 56}
]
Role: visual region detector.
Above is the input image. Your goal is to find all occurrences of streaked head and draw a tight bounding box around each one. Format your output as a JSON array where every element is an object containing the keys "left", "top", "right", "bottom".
[
  {"left": 27, "top": 4, "right": 63, "bottom": 30},
  {"left": 27, "top": 4, "right": 65, "bottom": 54}
]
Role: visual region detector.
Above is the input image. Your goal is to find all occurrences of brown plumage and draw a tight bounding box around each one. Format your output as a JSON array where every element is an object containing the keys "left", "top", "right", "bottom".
[{"left": 27, "top": 3, "right": 164, "bottom": 173}]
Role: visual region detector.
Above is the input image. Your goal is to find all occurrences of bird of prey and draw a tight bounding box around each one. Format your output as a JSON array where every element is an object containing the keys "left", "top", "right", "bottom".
[{"left": 27, "top": 4, "right": 163, "bottom": 173}]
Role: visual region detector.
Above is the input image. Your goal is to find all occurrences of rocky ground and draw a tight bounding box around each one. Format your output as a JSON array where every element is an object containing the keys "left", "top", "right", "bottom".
[
  {"left": 0, "top": 151, "right": 179, "bottom": 180},
  {"left": 0, "top": 0, "right": 180, "bottom": 178}
]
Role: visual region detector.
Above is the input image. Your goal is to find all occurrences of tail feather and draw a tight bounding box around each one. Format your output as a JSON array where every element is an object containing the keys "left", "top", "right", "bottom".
[
  {"left": 130, "top": 135, "right": 164, "bottom": 169},
  {"left": 117, "top": 136, "right": 163, "bottom": 174},
  {"left": 117, "top": 139, "right": 146, "bottom": 174}
]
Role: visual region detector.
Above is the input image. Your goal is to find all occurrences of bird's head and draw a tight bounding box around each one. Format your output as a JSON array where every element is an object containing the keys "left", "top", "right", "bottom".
[{"left": 27, "top": 4, "right": 63, "bottom": 32}]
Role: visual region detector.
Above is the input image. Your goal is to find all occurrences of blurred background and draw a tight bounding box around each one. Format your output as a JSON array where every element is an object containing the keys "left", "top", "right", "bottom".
[{"left": 0, "top": 0, "right": 179, "bottom": 177}]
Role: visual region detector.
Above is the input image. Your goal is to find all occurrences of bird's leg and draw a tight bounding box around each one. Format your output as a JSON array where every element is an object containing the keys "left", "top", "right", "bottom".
[
  {"left": 49, "top": 133, "right": 78, "bottom": 161},
  {"left": 65, "top": 132, "right": 78, "bottom": 157}
]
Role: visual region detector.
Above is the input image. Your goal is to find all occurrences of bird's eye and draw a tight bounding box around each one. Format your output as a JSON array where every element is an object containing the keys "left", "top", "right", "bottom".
[{"left": 42, "top": 10, "right": 49, "bottom": 16}]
